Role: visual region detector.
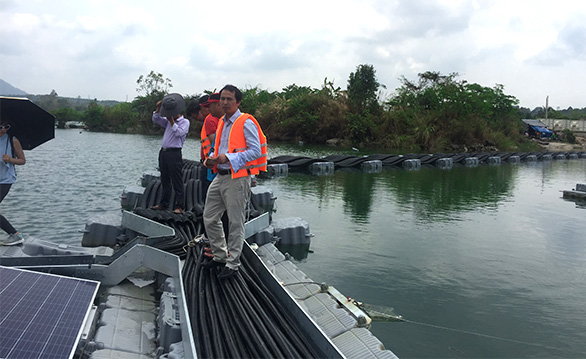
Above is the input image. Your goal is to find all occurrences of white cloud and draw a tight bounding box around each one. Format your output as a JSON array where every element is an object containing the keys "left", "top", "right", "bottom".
[
  {"left": 1, "top": 0, "right": 585, "bottom": 108},
  {"left": 10, "top": 13, "right": 41, "bottom": 32}
]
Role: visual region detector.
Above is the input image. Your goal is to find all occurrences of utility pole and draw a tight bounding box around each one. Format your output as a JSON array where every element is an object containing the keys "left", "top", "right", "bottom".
[{"left": 545, "top": 96, "right": 549, "bottom": 120}]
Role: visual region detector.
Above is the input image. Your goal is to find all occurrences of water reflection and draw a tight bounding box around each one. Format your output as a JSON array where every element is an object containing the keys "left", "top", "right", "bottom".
[
  {"left": 274, "top": 163, "right": 518, "bottom": 226},
  {"left": 274, "top": 172, "right": 341, "bottom": 211},
  {"left": 562, "top": 197, "right": 586, "bottom": 209},
  {"left": 381, "top": 165, "right": 516, "bottom": 223},
  {"left": 339, "top": 169, "right": 379, "bottom": 224}
]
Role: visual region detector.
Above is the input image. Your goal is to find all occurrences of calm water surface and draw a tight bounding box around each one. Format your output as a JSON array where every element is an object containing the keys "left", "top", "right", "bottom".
[{"left": 4, "top": 130, "right": 586, "bottom": 358}]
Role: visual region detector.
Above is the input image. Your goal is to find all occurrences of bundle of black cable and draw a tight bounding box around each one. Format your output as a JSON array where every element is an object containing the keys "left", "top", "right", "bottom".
[
  {"left": 182, "top": 245, "right": 321, "bottom": 359},
  {"left": 133, "top": 207, "right": 202, "bottom": 259}
]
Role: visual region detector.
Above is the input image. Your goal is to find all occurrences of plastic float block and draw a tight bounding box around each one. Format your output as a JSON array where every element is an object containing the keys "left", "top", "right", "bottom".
[{"left": 402, "top": 159, "right": 421, "bottom": 170}]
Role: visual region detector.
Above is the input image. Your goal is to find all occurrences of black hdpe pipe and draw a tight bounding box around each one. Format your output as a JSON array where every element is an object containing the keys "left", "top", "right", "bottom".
[
  {"left": 231, "top": 274, "right": 290, "bottom": 358},
  {"left": 209, "top": 271, "right": 245, "bottom": 359},
  {"left": 222, "top": 277, "right": 281, "bottom": 358},
  {"left": 235, "top": 272, "right": 307, "bottom": 358},
  {"left": 181, "top": 243, "right": 303, "bottom": 358},
  {"left": 240, "top": 257, "right": 319, "bottom": 358},
  {"left": 178, "top": 237, "right": 325, "bottom": 358},
  {"left": 197, "top": 257, "right": 214, "bottom": 357},
  {"left": 154, "top": 217, "right": 203, "bottom": 259},
  {"left": 142, "top": 161, "right": 321, "bottom": 358},
  {"left": 215, "top": 276, "right": 260, "bottom": 358},
  {"left": 232, "top": 265, "right": 303, "bottom": 357},
  {"left": 210, "top": 266, "right": 255, "bottom": 358},
  {"left": 205, "top": 274, "right": 228, "bottom": 359},
  {"left": 189, "top": 255, "right": 321, "bottom": 358}
]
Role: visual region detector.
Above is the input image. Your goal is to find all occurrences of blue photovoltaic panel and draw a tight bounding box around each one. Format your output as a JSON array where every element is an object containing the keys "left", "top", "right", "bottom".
[{"left": 0, "top": 265, "right": 99, "bottom": 359}]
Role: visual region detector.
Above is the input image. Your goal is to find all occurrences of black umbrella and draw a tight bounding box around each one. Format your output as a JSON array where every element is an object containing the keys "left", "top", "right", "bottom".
[{"left": 0, "top": 96, "right": 55, "bottom": 150}]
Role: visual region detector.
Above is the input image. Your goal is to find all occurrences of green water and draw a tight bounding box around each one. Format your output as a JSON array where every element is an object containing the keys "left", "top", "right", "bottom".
[
  {"left": 5, "top": 130, "right": 586, "bottom": 358},
  {"left": 265, "top": 160, "right": 586, "bottom": 358}
]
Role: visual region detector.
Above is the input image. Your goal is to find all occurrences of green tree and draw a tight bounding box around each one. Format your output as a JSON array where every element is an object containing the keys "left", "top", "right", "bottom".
[
  {"left": 132, "top": 71, "right": 173, "bottom": 133},
  {"left": 53, "top": 107, "right": 82, "bottom": 129},
  {"left": 385, "top": 71, "right": 522, "bottom": 151},
  {"left": 281, "top": 84, "right": 314, "bottom": 100},
  {"left": 253, "top": 80, "right": 347, "bottom": 143},
  {"left": 347, "top": 64, "right": 382, "bottom": 113},
  {"left": 240, "top": 86, "right": 278, "bottom": 115},
  {"left": 136, "top": 71, "right": 172, "bottom": 96},
  {"left": 84, "top": 100, "right": 105, "bottom": 131},
  {"left": 345, "top": 65, "right": 385, "bottom": 145},
  {"left": 103, "top": 102, "right": 139, "bottom": 133}
]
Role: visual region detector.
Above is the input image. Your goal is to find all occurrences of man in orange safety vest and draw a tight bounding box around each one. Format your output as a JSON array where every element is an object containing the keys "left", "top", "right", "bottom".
[{"left": 203, "top": 84, "right": 267, "bottom": 280}]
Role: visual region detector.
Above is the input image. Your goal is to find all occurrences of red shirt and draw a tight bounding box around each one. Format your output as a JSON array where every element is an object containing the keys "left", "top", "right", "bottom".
[{"left": 200, "top": 114, "right": 220, "bottom": 160}]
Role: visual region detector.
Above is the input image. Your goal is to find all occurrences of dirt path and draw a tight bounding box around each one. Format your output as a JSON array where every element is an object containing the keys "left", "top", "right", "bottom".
[{"left": 539, "top": 134, "right": 586, "bottom": 151}]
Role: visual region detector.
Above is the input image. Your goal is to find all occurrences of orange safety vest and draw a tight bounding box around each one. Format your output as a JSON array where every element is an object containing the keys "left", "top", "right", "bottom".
[
  {"left": 200, "top": 114, "right": 214, "bottom": 159},
  {"left": 213, "top": 113, "right": 267, "bottom": 179}
]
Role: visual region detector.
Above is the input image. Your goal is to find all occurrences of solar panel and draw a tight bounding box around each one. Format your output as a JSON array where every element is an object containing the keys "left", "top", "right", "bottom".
[{"left": 0, "top": 265, "right": 99, "bottom": 359}]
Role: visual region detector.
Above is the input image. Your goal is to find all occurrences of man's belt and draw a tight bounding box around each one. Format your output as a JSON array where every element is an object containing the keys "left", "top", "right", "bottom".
[
  {"left": 217, "top": 168, "right": 232, "bottom": 175},
  {"left": 161, "top": 147, "right": 181, "bottom": 152}
]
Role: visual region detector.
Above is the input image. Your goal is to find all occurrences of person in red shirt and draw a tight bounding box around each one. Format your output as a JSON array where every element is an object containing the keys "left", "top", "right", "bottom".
[{"left": 199, "top": 93, "right": 222, "bottom": 196}]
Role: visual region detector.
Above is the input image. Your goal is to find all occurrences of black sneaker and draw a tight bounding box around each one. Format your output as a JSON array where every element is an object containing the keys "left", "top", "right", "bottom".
[{"left": 218, "top": 267, "right": 238, "bottom": 280}]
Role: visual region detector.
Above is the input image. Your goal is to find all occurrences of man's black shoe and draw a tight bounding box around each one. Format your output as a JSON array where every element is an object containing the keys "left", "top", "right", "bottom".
[
  {"left": 218, "top": 267, "right": 238, "bottom": 280},
  {"left": 203, "top": 259, "right": 225, "bottom": 269}
]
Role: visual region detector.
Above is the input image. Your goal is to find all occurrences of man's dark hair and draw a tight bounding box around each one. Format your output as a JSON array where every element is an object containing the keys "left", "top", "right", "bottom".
[
  {"left": 185, "top": 100, "right": 201, "bottom": 116},
  {"left": 220, "top": 84, "right": 242, "bottom": 102}
]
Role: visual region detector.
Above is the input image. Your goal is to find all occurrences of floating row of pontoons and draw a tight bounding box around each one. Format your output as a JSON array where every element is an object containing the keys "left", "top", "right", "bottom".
[{"left": 265, "top": 151, "right": 586, "bottom": 175}]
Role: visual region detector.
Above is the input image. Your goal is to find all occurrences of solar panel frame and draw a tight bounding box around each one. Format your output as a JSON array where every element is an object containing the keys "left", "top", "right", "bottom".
[{"left": 0, "top": 265, "right": 99, "bottom": 359}]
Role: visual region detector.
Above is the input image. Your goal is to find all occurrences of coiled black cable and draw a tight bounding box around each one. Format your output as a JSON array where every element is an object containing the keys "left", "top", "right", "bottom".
[{"left": 137, "top": 162, "right": 324, "bottom": 358}]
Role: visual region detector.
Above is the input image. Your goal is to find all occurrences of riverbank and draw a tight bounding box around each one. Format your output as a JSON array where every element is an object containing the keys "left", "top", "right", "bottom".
[{"left": 538, "top": 133, "right": 586, "bottom": 151}]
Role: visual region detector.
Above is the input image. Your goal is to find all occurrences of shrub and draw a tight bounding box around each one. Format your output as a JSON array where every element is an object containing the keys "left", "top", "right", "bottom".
[{"left": 560, "top": 129, "right": 576, "bottom": 144}]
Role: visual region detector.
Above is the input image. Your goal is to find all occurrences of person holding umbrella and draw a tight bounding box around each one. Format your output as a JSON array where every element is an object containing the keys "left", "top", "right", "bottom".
[
  {"left": 0, "top": 121, "right": 26, "bottom": 246},
  {"left": 0, "top": 96, "right": 54, "bottom": 245}
]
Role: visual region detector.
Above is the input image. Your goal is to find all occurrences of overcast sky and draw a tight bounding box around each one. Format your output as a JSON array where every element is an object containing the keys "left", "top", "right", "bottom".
[{"left": 1, "top": 0, "right": 585, "bottom": 109}]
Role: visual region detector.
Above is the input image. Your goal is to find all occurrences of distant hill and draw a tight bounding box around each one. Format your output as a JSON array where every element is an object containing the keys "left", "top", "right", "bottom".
[
  {"left": 0, "top": 79, "right": 28, "bottom": 96},
  {"left": 25, "top": 94, "right": 121, "bottom": 109},
  {"left": 0, "top": 79, "right": 120, "bottom": 111}
]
